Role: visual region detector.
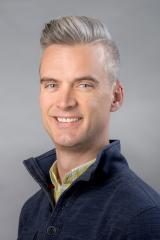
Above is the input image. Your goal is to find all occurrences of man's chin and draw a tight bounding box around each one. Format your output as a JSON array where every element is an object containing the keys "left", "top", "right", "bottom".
[
  {"left": 54, "top": 140, "right": 80, "bottom": 148},
  {"left": 52, "top": 138, "right": 86, "bottom": 150}
]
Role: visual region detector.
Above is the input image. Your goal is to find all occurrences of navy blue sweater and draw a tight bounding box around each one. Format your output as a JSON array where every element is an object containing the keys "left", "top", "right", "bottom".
[{"left": 18, "top": 140, "right": 160, "bottom": 240}]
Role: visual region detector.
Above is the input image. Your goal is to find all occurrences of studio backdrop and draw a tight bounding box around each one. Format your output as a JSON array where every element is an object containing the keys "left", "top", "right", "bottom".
[{"left": 0, "top": 0, "right": 160, "bottom": 239}]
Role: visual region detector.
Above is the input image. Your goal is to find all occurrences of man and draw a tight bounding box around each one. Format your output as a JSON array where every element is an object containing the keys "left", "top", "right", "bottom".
[{"left": 18, "top": 16, "right": 160, "bottom": 240}]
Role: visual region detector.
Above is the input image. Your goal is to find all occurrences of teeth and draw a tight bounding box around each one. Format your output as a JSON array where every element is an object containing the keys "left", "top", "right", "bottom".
[{"left": 57, "top": 117, "right": 80, "bottom": 123}]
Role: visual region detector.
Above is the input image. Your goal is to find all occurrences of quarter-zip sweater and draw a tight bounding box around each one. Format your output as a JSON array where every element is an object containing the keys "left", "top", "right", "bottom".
[{"left": 17, "top": 140, "right": 160, "bottom": 240}]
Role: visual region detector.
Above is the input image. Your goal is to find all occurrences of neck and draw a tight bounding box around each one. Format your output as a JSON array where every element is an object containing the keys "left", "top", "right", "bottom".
[{"left": 55, "top": 139, "right": 109, "bottom": 183}]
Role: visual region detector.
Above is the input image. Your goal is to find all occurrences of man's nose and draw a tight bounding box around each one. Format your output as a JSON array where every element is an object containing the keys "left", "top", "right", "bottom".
[{"left": 56, "top": 87, "right": 77, "bottom": 110}]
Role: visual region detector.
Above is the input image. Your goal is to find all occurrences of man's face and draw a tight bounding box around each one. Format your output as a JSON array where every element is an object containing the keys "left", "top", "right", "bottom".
[{"left": 39, "top": 44, "right": 116, "bottom": 150}]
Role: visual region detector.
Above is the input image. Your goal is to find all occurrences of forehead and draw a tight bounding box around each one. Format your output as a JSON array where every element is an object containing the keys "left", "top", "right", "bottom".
[{"left": 40, "top": 44, "right": 106, "bottom": 77}]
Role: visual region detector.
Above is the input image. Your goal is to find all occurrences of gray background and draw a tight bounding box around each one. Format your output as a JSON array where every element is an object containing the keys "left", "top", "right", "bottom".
[{"left": 0, "top": 0, "right": 160, "bottom": 239}]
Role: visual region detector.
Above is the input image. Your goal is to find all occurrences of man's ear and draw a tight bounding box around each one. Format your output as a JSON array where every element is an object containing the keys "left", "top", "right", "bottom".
[{"left": 110, "top": 80, "right": 124, "bottom": 112}]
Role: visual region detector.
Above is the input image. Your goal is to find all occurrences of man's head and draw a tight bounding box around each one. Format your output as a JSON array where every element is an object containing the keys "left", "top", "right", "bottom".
[
  {"left": 39, "top": 16, "right": 124, "bottom": 151},
  {"left": 40, "top": 16, "right": 120, "bottom": 83}
]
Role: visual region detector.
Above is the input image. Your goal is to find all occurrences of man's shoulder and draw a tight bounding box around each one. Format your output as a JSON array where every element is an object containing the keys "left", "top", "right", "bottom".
[
  {"left": 96, "top": 167, "right": 160, "bottom": 235},
  {"left": 121, "top": 169, "right": 160, "bottom": 238},
  {"left": 113, "top": 167, "right": 160, "bottom": 212},
  {"left": 20, "top": 189, "right": 45, "bottom": 216}
]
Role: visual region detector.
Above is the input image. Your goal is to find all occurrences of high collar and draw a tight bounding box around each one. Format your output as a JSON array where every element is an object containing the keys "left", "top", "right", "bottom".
[{"left": 23, "top": 139, "right": 128, "bottom": 192}]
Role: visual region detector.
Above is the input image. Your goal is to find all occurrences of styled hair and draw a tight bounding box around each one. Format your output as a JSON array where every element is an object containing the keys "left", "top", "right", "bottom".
[{"left": 40, "top": 16, "right": 120, "bottom": 82}]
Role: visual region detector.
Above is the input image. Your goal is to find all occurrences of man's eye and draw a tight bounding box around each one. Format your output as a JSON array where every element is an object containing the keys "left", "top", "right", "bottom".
[
  {"left": 45, "top": 83, "right": 57, "bottom": 89},
  {"left": 79, "top": 83, "right": 93, "bottom": 88}
]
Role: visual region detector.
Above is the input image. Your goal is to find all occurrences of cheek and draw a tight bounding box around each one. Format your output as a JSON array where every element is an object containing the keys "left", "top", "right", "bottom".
[
  {"left": 89, "top": 96, "right": 112, "bottom": 123},
  {"left": 90, "top": 100, "right": 99, "bottom": 110},
  {"left": 87, "top": 94, "right": 111, "bottom": 113},
  {"left": 81, "top": 98, "right": 98, "bottom": 116},
  {"left": 39, "top": 94, "right": 51, "bottom": 113},
  {"left": 82, "top": 99, "right": 102, "bottom": 124}
]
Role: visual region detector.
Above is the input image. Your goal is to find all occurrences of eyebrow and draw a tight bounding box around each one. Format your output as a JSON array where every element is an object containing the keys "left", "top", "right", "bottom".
[{"left": 40, "top": 76, "right": 99, "bottom": 85}]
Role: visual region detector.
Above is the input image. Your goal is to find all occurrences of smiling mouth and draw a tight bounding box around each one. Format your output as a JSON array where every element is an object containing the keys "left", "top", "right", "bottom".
[{"left": 54, "top": 117, "right": 82, "bottom": 123}]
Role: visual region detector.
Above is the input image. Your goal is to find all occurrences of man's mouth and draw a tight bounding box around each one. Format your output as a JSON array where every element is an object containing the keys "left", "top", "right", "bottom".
[{"left": 56, "top": 117, "right": 82, "bottom": 123}]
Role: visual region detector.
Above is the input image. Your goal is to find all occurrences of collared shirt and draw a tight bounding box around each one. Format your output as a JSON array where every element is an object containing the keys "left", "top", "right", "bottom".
[{"left": 49, "top": 158, "right": 96, "bottom": 202}]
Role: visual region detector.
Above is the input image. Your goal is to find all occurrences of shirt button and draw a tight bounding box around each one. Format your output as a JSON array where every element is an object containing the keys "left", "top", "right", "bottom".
[{"left": 47, "top": 226, "right": 57, "bottom": 236}]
